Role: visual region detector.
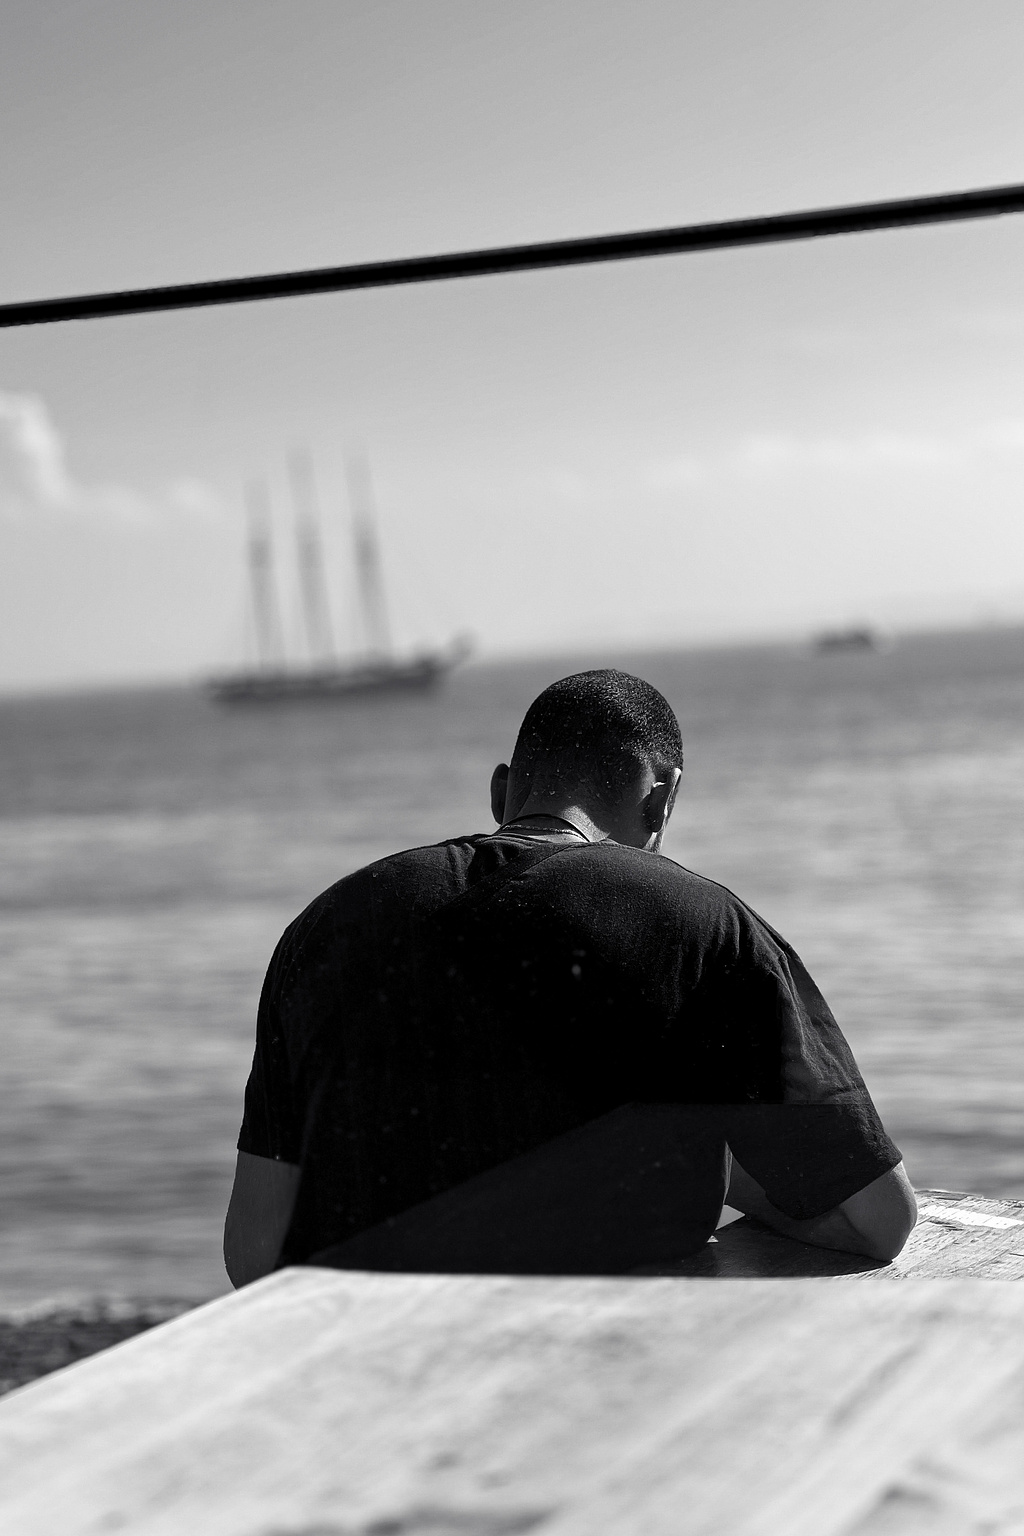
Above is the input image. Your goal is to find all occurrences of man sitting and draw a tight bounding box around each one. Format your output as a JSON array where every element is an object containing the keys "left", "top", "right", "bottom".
[{"left": 225, "top": 669, "right": 915, "bottom": 1283}]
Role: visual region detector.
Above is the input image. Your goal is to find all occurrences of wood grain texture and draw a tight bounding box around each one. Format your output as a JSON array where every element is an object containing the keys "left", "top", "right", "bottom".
[{"left": 1, "top": 1267, "right": 1023, "bottom": 1536}]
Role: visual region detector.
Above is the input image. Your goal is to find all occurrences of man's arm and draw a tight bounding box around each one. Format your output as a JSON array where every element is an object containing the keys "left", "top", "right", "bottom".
[
  {"left": 223, "top": 1150, "right": 302, "bottom": 1288},
  {"left": 727, "top": 1154, "right": 917, "bottom": 1262}
]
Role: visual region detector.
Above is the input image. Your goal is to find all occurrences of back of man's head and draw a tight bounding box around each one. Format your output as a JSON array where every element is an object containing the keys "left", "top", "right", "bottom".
[{"left": 508, "top": 669, "right": 683, "bottom": 812}]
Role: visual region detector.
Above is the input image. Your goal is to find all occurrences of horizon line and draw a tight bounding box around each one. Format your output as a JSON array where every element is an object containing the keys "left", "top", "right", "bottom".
[{"left": 2, "top": 614, "right": 1022, "bottom": 701}]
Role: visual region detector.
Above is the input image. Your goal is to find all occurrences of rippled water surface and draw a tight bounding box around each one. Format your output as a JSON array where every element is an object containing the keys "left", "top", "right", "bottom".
[{"left": 2, "top": 630, "right": 1023, "bottom": 1304}]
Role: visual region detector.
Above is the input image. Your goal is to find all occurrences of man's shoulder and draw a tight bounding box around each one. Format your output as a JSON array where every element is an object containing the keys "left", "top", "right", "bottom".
[
  {"left": 273, "top": 835, "right": 778, "bottom": 971},
  {"left": 346, "top": 834, "right": 484, "bottom": 886},
  {"left": 525, "top": 841, "right": 785, "bottom": 960},
  {"left": 262, "top": 836, "right": 485, "bottom": 989},
  {"left": 553, "top": 840, "right": 748, "bottom": 910},
  {"left": 282, "top": 835, "right": 486, "bottom": 938}
]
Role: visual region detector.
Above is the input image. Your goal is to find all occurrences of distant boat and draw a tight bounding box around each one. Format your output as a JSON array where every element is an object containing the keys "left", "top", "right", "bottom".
[
  {"left": 207, "top": 647, "right": 470, "bottom": 704},
  {"left": 207, "top": 451, "right": 470, "bottom": 705},
  {"left": 812, "top": 625, "right": 884, "bottom": 655}
]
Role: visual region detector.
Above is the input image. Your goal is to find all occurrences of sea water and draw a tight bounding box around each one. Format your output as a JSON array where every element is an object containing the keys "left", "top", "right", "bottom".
[{"left": 2, "top": 630, "right": 1023, "bottom": 1305}]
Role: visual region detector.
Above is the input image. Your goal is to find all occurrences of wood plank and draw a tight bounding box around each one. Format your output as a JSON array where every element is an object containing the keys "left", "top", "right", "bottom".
[
  {"left": 1, "top": 1271, "right": 1024, "bottom": 1535},
  {"left": 5, "top": 1192, "right": 1019, "bottom": 1401},
  {"left": 880, "top": 1190, "right": 1024, "bottom": 1279}
]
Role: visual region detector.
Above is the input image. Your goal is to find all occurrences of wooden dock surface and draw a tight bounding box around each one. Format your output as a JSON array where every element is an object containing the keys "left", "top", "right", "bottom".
[
  {"left": 667, "top": 1188, "right": 1024, "bottom": 1278},
  {"left": 1, "top": 1190, "right": 1022, "bottom": 1536}
]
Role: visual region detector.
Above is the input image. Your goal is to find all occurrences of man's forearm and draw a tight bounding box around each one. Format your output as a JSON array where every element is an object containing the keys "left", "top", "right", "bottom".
[{"left": 726, "top": 1156, "right": 914, "bottom": 1262}]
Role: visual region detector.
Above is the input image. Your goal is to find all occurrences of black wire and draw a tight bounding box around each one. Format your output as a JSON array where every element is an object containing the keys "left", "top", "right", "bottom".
[{"left": 3, "top": 181, "right": 1024, "bottom": 328}]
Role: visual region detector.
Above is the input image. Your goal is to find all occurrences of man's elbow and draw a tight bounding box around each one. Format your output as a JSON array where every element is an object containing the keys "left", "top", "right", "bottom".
[
  {"left": 223, "top": 1210, "right": 284, "bottom": 1289},
  {"left": 223, "top": 1245, "right": 250, "bottom": 1290},
  {"left": 224, "top": 1249, "right": 245, "bottom": 1289},
  {"left": 858, "top": 1217, "right": 915, "bottom": 1264},
  {"left": 843, "top": 1165, "right": 918, "bottom": 1262},
  {"left": 223, "top": 1219, "right": 261, "bottom": 1289}
]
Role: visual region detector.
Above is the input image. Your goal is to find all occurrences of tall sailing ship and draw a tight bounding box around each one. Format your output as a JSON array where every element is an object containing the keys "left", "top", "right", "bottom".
[{"left": 207, "top": 452, "right": 469, "bottom": 705}]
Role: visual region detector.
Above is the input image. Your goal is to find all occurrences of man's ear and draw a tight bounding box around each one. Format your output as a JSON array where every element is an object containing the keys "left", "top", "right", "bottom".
[
  {"left": 643, "top": 767, "right": 683, "bottom": 833},
  {"left": 490, "top": 763, "right": 510, "bottom": 825}
]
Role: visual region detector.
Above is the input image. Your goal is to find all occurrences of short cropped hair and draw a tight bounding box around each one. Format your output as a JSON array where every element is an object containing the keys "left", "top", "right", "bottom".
[{"left": 509, "top": 669, "right": 683, "bottom": 806}]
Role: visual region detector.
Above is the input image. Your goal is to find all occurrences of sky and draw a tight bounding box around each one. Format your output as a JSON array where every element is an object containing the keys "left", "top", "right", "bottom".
[{"left": 2, "top": 0, "right": 1024, "bottom": 689}]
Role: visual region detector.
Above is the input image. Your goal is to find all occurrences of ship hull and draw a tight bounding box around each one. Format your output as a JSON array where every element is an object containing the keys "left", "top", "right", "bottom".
[{"left": 206, "top": 653, "right": 455, "bottom": 705}]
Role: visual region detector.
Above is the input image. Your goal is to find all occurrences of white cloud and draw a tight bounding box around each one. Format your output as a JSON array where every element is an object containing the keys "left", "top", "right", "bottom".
[
  {"left": 164, "top": 478, "right": 225, "bottom": 521},
  {"left": 0, "top": 392, "right": 75, "bottom": 511},
  {"left": 946, "top": 307, "right": 1024, "bottom": 342},
  {"left": 643, "top": 419, "right": 1024, "bottom": 492},
  {"left": 522, "top": 467, "right": 592, "bottom": 501},
  {"left": 981, "top": 418, "right": 1024, "bottom": 452},
  {"left": 735, "top": 430, "right": 957, "bottom": 475},
  {"left": 0, "top": 391, "right": 223, "bottom": 527},
  {"left": 776, "top": 325, "right": 864, "bottom": 359},
  {"left": 641, "top": 455, "right": 708, "bottom": 491}
]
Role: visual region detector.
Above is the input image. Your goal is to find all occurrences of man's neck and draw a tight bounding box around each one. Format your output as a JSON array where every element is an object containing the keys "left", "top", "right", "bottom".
[{"left": 503, "top": 802, "right": 609, "bottom": 843}]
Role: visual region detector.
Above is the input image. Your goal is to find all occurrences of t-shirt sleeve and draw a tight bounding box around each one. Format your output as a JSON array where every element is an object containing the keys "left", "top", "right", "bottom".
[
  {"left": 723, "top": 1099, "right": 901, "bottom": 1220},
  {"left": 236, "top": 926, "right": 304, "bottom": 1164},
  {"left": 713, "top": 916, "right": 902, "bottom": 1220}
]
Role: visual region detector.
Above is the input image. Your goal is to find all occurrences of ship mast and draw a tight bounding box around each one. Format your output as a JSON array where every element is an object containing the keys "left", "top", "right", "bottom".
[
  {"left": 288, "top": 449, "right": 336, "bottom": 665},
  {"left": 344, "top": 452, "right": 393, "bottom": 659},
  {"left": 244, "top": 480, "right": 284, "bottom": 669}
]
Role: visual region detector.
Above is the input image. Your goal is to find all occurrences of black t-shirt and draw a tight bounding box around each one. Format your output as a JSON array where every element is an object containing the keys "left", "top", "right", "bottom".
[{"left": 238, "top": 831, "right": 900, "bottom": 1273}]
